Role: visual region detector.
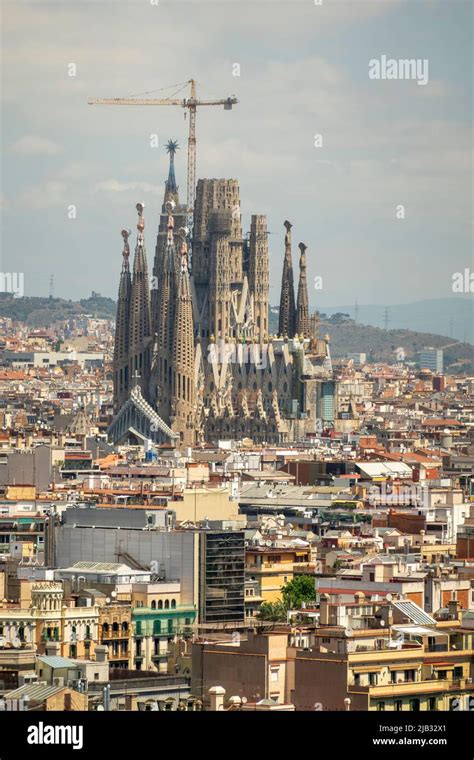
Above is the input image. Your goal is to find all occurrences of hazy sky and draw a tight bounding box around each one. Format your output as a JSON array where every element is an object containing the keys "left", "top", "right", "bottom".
[{"left": 1, "top": 0, "right": 472, "bottom": 309}]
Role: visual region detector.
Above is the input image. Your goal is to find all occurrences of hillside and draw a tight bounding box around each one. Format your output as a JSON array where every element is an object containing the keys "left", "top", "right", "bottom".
[
  {"left": 0, "top": 293, "right": 116, "bottom": 325},
  {"left": 268, "top": 308, "right": 474, "bottom": 372}
]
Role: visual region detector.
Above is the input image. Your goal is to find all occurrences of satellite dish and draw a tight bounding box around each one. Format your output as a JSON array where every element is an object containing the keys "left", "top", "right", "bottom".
[
  {"left": 105, "top": 597, "right": 111, "bottom": 604},
  {"left": 380, "top": 620, "right": 386, "bottom": 627},
  {"left": 111, "top": 591, "right": 117, "bottom": 598},
  {"left": 241, "top": 696, "right": 247, "bottom": 704},
  {"left": 386, "top": 593, "right": 393, "bottom": 602}
]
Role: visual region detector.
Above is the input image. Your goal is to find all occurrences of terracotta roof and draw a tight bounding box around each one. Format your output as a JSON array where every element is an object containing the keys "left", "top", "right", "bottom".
[{"left": 421, "top": 419, "right": 462, "bottom": 427}]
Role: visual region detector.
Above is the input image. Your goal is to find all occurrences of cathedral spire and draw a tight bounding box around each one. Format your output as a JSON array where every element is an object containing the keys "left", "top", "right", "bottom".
[
  {"left": 164, "top": 139, "right": 179, "bottom": 205},
  {"left": 170, "top": 227, "right": 196, "bottom": 446},
  {"left": 295, "top": 241, "right": 310, "bottom": 338},
  {"left": 278, "top": 220, "right": 296, "bottom": 338},
  {"left": 113, "top": 229, "right": 132, "bottom": 411},
  {"left": 129, "top": 202, "right": 152, "bottom": 399}
]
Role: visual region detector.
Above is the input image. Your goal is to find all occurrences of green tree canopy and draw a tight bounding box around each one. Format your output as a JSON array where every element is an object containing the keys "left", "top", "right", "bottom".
[
  {"left": 257, "top": 601, "right": 288, "bottom": 622},
  {"left": 281, "top": 575, "right": 316, "bottom": 609}
]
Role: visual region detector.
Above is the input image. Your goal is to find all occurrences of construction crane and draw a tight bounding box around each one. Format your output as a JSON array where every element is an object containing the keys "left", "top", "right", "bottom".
[{"left": 88, "top": 79, "right": 238, "bottom": 230}]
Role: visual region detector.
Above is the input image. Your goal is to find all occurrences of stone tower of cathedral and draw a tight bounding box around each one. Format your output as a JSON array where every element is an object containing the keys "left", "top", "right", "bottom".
[
  {"left": 278, "top": 220, "right": 296, "bottom": 338},
  {"left": 169, "top": 231, "right": 196, "bottom": 445},
  {"left": 128, "top": 203, "right": 152, "bottom": 398},
  {"left": 113, "top": 229, "right": 132, "bottom": 411},
  {"left": 295, "top": 242, "right": 310, "bottom": 337},
  {"left": 248, "top": 214, "right": 269, "bottom": 342},
  {"left": 150, "top": 140, "right": 187, "bottom": 345}
]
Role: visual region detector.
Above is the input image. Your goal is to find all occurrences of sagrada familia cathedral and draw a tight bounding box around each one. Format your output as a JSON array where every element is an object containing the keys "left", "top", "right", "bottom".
[{"left": 109, "top": 141, "right": 336, "bottom": 448}]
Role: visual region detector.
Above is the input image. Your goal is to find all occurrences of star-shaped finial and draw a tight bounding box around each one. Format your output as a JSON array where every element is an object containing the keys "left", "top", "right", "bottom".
[{"left": 166, "top": 139, "right": 179, "bottom": 156}]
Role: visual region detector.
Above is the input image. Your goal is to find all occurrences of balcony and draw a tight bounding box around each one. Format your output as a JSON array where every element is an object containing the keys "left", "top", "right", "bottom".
[
  {"left": 349, "top": 678, "right": 472, "bottom": 699},
  {"left": 101, "top": 630, "right": 129, "bottom": 640}
]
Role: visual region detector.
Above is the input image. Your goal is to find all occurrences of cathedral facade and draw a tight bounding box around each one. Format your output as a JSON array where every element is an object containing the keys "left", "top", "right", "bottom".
[{"left": 111, "top": 143, "right": 336, "bottom": 448}]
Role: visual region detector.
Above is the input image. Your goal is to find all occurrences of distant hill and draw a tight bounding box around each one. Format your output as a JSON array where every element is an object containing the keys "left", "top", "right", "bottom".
[
  {"left": 268, "top": 308, "right": 474, "bottom": 372},
  {"left": 0, "top": 293, "right": 116, "bottom": 325},
  {"left": 319, "top": 297, "right": 473, "bottom": 345}
]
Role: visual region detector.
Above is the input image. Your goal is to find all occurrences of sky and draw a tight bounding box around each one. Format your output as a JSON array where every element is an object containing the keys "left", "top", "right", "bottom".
[{"left": 1, "top": 0, "right": 472, "bottom": 310}]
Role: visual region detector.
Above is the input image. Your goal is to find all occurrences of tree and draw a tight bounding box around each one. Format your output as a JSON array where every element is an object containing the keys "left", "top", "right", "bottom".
[
  {"left": 257, "top": 601, "right": 288, "bottom": 622},
  {"left": 281, "top": 575, "right": 316, "bottom": 609}
]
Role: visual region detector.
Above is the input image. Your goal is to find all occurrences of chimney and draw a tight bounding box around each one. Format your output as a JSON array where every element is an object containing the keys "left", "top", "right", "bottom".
[
  {"left": 208, "top": 686, "right": 226, "bottom": 711},
  {"left": 447, "top": 599, "right": 461, "bottom": 621},
  {"left": 319, "top": 593, "right": 330, "bottom": 625},
  {"left": 95, "top": 645, "right": 108, "bottom": 663},
  {"left": 45, "top": 641, "right": 61, "bottom": 657}
]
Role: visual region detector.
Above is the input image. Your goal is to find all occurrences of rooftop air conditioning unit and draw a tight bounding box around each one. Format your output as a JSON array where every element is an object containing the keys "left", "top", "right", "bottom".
[{"left": 53, "top": 677, "right": 65, "bottom": 687}]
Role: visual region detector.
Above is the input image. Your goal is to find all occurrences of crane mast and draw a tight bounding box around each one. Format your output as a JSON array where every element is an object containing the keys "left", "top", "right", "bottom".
[{"left": 88, "top": 79, "right": 238, "bottom": 233}]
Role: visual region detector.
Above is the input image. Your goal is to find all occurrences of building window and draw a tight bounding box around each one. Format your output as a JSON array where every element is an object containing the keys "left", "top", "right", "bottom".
[
  {"left": 151, "top": 600, "right": 156, "bottom": 610},
  {"left": 377, "top": 702, "right": 385, "bottom": 711},
  {"left": 428, "top": 697, "right": 437, "bottom": 711},
  {"left": 158, "top": 601, "right": 163, "bottom": 610},
  {"left": 171, "top": 599, "right": 176, "bottom": 609},
  {"left": 165, "top": 600, "right": 169, "bottom": 609},
  {"left": 368, "top": 673, "right": 378, "bottom": 686},
  {"left": 410, "top": 699, "right": 420, "bottom": 712},
  {"left": 453, "top": 667, "right": 463, "bottom": 680},
  {"left": 394, "top": 701, "right": 402, "bottom": 712}
]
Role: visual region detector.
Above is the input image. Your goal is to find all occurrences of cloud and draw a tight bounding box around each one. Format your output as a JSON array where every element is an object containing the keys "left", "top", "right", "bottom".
[
  {"left": 9, "top": 135, "right": 63, "bottom": 155},
  {"left": 93, "top": 179, "right": 161, "bottom": 195},
  {"left": 19, "top": 181, "right": 68, "bottom": 210}
]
